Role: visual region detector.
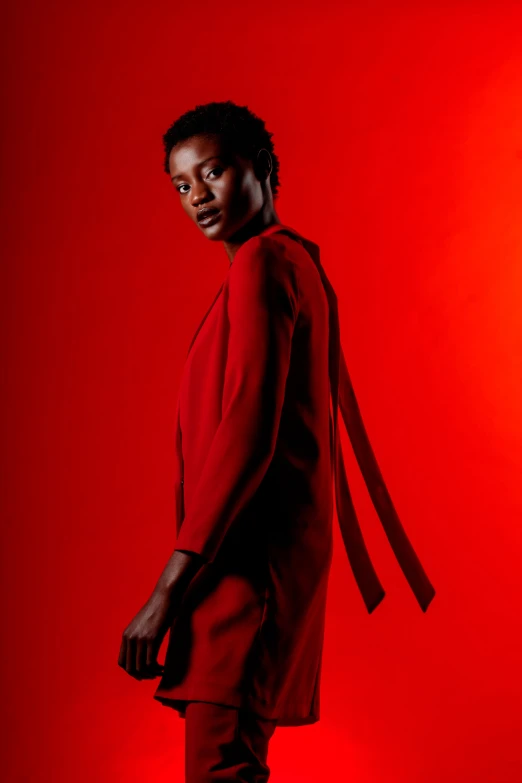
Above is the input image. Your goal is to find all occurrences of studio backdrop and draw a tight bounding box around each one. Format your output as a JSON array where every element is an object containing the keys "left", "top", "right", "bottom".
[{"left": 2, "top": 1, "right": 522, "bottom": 781}]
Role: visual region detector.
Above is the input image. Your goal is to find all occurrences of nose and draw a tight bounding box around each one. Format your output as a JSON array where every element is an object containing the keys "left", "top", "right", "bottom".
[{"left": 191, "top": 184, "right": 212, "bottom": 207}]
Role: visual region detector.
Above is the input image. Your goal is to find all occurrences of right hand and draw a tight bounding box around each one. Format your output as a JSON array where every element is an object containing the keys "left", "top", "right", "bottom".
[{"left": 117, "top": 587, "right": 178, "bottom": 681}]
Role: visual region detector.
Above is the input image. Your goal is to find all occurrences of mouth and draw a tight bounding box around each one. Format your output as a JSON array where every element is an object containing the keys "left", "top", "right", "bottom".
[{"left": 197, "top": 208, "right": 221, "bottom": 227}]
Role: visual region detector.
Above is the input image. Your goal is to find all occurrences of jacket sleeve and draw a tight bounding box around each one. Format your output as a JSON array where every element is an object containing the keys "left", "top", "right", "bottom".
[{"left": 173, "top": 236, "right": 300, "bottom": 562}]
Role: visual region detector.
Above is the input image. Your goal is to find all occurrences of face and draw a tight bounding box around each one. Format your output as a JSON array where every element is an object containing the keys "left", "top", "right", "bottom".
[{"left": 168, "top": 133, "right": 269, "bottom": 241}]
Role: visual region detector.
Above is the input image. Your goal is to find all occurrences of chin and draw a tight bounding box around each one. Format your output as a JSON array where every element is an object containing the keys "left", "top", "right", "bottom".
[
  {"left": 201, "top": 217, "right": 235, "bottom": 240},
  {"left": 200, "top": 225, "right": 226, "bottom": 241}
]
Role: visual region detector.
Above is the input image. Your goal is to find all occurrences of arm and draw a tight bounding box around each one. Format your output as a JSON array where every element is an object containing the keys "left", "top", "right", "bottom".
[
  {"left": 118, "top": 550, "right": 206, "bottom": 680},
  {"left": 117, "top": 237, "right": 299, "bottom": 680},
  {"left": 173, "top": 236, "right": 299, "bottom": 561}
]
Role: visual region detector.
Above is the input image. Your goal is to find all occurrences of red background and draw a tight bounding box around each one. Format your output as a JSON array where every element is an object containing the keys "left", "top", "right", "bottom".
[{"left": 2, "top": 1, "right": 522, "bottom": 780}]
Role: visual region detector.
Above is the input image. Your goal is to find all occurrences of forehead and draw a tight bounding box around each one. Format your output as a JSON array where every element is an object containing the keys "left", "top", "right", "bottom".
[{"left": 169, "top": 133, "right": 232, "bottom": 173}]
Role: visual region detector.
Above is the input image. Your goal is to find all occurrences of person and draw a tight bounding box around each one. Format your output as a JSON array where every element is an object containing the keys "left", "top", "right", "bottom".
[{"left": 118, "top": 100, "right": 435, "bottom": 782}]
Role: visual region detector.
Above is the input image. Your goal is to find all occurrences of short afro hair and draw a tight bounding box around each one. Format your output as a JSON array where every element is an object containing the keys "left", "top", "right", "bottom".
[{"left": 162, "top": 100, "right": 281, "bottom": 200}]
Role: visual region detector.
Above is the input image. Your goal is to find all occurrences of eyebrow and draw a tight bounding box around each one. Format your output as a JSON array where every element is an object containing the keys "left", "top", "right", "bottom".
[{"left": 171, "top": 156, "right": 221, "bottom": 182}]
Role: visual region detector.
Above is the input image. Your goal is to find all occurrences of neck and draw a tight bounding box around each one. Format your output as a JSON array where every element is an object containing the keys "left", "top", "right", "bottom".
[{"left": 224, "top": 206, "right": 281, "bottom": 264}]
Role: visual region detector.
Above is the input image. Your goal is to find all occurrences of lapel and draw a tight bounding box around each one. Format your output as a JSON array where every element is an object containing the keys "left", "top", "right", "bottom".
[
  {"left": 173, "top": 278, "right": 226, "bottom": 534},
  {"left": 186, "top": 282, "right": 226, "bottom": 358}
]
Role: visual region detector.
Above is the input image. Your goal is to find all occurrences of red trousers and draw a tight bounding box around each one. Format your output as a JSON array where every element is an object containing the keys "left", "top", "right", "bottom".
[{"left": 184, "top": 701, "right": 278, "bottom": 782}]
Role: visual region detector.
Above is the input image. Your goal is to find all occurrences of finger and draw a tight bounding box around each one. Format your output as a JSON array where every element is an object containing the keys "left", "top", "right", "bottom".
[
  {"left": 118, "top": 636, "right": 127, "bottom": 668},
  {"left": 135, "top": 639, "right": 147, "bottom": 679},
  {"left": 145, "top": 638, "right": 158, "bottom": 670},
  {"left": 145, "top": 639, "right": 164, "bottom": 678},
  {"left": 126, "top": 636, "right": 136, "bottom": 675},
  {"left": 139, "top": 667, "right": 163, "bottom": 679}
]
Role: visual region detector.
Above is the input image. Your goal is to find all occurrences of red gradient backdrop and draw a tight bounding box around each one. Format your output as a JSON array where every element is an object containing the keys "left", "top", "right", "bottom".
[{"left": 2, "top": 1, "right": 522, "bottom": 781}]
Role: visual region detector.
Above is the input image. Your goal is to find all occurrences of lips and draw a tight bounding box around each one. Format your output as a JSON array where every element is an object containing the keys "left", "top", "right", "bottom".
[{"left": 197, "top": 208, "right": 220, "bottom": 223}]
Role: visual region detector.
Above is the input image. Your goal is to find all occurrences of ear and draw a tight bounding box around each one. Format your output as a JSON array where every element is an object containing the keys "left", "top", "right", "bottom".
[{"left": 254, "top": 148, "right": 273, "bottom": 184}]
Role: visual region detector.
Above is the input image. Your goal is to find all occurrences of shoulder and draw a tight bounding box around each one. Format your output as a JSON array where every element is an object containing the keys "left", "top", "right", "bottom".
[
  {"left": 228, "top": 234, "right": 300, "bottom": 316},
  {"left": 231, "top": 234, "right": 301, "bottom": 286},
  {"left": 235, "top": 233, "right": 289, "bottom": 262}
]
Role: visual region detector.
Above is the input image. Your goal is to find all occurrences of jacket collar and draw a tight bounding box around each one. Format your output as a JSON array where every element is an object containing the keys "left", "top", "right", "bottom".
[{"left": 257, "top": 222, "right": 321, "bottom": 266}]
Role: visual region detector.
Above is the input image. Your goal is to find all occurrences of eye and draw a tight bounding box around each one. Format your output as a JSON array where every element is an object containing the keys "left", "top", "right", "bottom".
[{"left": 176, "top": 166, "right": 224, "bottom": 195}]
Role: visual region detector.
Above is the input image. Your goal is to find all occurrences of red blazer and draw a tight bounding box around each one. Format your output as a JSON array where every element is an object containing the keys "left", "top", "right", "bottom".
[{"left": 154, "top": 223, "right": 435, "bottom": 727}]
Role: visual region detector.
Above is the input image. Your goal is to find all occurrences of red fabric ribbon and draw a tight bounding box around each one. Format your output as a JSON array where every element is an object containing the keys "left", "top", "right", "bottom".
[{"left": 262, "top": 224, "right": 436, "bottom": 613}]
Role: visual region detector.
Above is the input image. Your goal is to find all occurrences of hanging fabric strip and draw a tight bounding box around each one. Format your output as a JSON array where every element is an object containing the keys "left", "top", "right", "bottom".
[{"left": 260, "top": 223, "right": 436, "bottom": 613}]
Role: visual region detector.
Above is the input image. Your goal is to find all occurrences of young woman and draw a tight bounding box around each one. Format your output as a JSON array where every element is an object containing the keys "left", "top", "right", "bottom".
[{"left": 118, "top": 100, "right": 435, "bottom": 782}]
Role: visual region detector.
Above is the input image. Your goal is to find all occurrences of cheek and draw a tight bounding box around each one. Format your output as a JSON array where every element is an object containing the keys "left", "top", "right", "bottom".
[
  {"left": 229, "top": 169, "right": 261, "bottom": 212},
  {"left": 219, "top": 171, "right": 242, "bottom": 203}
]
